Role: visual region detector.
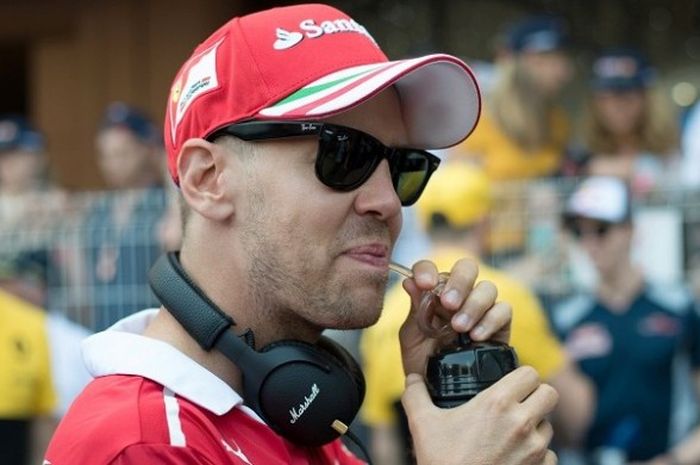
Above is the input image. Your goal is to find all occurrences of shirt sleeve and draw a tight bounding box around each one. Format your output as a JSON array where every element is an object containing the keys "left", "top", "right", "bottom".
[{"left": 109, "top": 444, "right": 219, "bottom": 465}]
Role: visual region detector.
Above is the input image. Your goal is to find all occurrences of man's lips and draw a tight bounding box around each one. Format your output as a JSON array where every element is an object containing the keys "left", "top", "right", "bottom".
[{"left": 342, "top": 243, "right": 390, "bottom": 267}]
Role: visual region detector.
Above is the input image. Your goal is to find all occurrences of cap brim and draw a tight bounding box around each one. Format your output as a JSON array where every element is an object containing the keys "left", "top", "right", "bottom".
[{"left": 256, "top": 54, "right": 481, "bottom": 149}]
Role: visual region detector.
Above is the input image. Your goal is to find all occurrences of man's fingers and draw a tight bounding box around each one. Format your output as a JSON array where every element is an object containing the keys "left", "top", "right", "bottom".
[
  {"left": 448, "top": 279, "right": 497, "bottom": 331},
  {"left": 522, "top": 383, "right": 559, "bottom": 421},
  {"left": 543, "top": 449, "right": 558, "bottom": 465},
  {"left": 485, "top": 366, "right": 541, "bottom": 403},
  {"left": 411, "top": 260, "right": 440, "bottom": 290},
  {"left": 401, "top": 373, "right": 433, "bottom": 418},
  {"left": 464, "top": 300, "right": 511, "bottom": 342},
  {"left": 401, "top": 278, "right": 423, "bottom": 314},
  {"left": 537, "top": 420, "right": 554, "bottom": 450},
  {"left": 439, "top": 259, "right": 479, "bottom": 312}
]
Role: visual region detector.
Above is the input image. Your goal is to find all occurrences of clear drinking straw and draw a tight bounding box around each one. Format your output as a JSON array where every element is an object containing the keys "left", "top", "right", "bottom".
[{"left": 388, "top": 261, "right": 452, "bottom": 338}]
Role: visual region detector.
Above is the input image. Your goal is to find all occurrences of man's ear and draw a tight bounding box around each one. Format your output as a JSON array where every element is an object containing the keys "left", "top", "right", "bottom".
[{"left": 177, "top": 138, "right": 235, "bottom": 222}]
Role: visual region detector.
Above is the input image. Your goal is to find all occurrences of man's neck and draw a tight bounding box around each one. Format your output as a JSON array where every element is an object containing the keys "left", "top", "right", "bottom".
[
  {"left": 142, "top": 245, "right": 253, "bottom": 394},
  {"left": 141, "top": 245, "right": 322, "bottom": 395},
  {"left": 143, "top": 307, "right": 244, "bottom": 392},
  {"left": 596, "top": 264, "right": 644, "bottom": 313}
]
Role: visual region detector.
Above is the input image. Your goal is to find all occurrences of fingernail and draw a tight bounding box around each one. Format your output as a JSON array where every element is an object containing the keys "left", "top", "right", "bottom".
[
  {"left": 452, "top": 313, "right": 471, "bottom": 330},
  {"left": 416, "top": 272, "right": 436, "bottom": 287},
  {"left": 443, "top": 289, "right": 460, "bottom": 306},
  {"left": 472, "top": 325, "right": 486, "bottom": 338}
]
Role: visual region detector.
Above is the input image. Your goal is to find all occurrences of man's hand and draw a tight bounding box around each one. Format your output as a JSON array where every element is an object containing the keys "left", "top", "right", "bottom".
[
  {"left": 402, "top": 369, "right": 558, "bottom": 465},
  {"left": 398, "top": 258, "right": 558, "bottom": 465},
  {"left": 398, "top": 259, "right": 512, "bottom": 376}
]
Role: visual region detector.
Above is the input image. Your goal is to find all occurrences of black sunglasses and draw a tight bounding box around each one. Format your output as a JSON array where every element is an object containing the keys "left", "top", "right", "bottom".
[
  {"left": 207, "top": 121, "right": 441, "bottom": 206},
  {"left": 565, "top": 218, "right": 613, "bottom": 239}
]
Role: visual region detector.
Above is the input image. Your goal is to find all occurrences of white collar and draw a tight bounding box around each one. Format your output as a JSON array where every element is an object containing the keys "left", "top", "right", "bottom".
[{"left": 82, "top": 309, "right": 244, "bottom": 416}]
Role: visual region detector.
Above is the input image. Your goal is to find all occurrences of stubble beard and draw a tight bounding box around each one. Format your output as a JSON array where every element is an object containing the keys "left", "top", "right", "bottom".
[{"left": 241, "top": 195, "right": 390, "bottom": 335}]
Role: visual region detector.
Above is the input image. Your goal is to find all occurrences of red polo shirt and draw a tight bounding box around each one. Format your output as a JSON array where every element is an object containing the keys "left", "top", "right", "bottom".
[{"left": 45, "top": 309, "right": 365, "bottom": 465}]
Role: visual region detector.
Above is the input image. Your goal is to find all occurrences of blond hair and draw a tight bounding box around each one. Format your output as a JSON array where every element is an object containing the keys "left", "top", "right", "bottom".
[
  {"left": 490, "top": 58, "right": 559, "bottom": 151},
  {"left": 583, "top": 87, "right": 679, "bottom": 156}
]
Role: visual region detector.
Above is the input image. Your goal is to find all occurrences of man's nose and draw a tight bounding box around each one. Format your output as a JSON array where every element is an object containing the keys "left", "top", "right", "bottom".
[{"left": 353, "top": 159, "right": 402, "bottom": 222}]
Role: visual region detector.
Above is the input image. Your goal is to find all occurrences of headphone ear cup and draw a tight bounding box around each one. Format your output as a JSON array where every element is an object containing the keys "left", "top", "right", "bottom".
[
  {"left": 254, "top": 340, "right": 363, "bottom": 447},
  {"left": 316, "top": 335, "right": 365, "bottom": 401}
]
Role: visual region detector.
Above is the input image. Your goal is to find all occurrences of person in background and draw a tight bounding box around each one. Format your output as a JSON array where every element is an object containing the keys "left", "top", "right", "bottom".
[
  {"left": 0, "top": 117, "right": 92, "bottom": 464},
  {"left": 552, "top": 176, "right": 700, "bottom": 464},
  {"left": 450, "top": 15, "right": 573, "bottom": 180},
  {"left": 82, "top": 102, "right": 167, "bottom": 330},
  {"left": 0, "top": 287, "right": 56, "bottom": 465},
  {"left": 0, "top": 115, "right": 66, "bottom": 307},
  {"left": 575, "top": 48, "right": 681, "bottom": 196},
  {"left": 0, "top": 285, "right": 92, "bottom": 465},
  {"left": 448, "top": 16, "right": 574, "bottom": 262},
  {"left": 360, "top": 162, "right": 593, "bottom": 465},
  {"left": 680, "top": 100, "right": 700, "bottom": 300},
  {"left": 0, "top": 116, "right": 50, "bottom": 216}
]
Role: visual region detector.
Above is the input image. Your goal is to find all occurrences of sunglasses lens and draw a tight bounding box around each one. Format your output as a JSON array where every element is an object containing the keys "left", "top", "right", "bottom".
[
  {"left": 315, "top": 125, "right": 437, "bottom": 205},
  {"left": 567, "top": 219, "right": 612, "bottom": 239},
  {"left": 316, "top": 127, "right": 380, "bottom": 190},
  {"left": 393, "top": 151, "right": 434, "bottom": 206}
]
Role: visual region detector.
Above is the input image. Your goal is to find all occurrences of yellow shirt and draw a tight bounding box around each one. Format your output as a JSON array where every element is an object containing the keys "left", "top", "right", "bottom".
[
  {"left": 360, "top": 248, "right": 565, "bottom": 426},
  {"left": 0, "top": 290, "right": 56, "bottom": 418},
  {"left": 448, "top": 107, "right": 569, "bottom": 254},
  {"left": 452, "top": 106, "right": 569, "bottom": 180}
]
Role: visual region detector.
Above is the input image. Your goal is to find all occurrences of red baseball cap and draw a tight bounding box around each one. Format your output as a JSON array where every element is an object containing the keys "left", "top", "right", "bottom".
[{"left": 165, "top": 3, "right": 481, "bottom": 184}]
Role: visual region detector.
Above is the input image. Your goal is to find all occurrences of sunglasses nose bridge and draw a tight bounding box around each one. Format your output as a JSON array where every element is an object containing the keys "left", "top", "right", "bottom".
[
  {"left": 384, "top": 148, "right": 403, "bottom": 181},
  {"left": 576, "top": 226, "right": 609, "bottom": 240}
]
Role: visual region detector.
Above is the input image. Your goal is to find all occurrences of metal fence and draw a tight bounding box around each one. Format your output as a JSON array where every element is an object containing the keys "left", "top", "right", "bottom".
[
  {"left": 481, "top": 178, "right": 700, "bottom": 311},
  {"left": 0, "top": 188, "right": 168, "bottom": 331},
  {"left": 0, "top": 181, "right": 698, "bottom": 332}
]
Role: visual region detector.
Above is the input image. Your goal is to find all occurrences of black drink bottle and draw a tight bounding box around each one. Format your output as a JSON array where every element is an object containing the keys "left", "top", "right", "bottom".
[
  {"left": 426, "top": 333, "right": 518, "bottom": 408},
  {"left": 387, "top": 262, "right": 519, "bottom": 408}
]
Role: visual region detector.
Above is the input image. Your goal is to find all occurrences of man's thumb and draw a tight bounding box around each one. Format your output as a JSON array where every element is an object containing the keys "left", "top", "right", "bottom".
[{"left": 401, "top": 373, "right": 432, "bottom": 413}]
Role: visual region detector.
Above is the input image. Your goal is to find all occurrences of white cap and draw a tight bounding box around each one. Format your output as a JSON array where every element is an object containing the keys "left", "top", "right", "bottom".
[{"left": 565, "top": 176, "right": 631, "bottom": 223}]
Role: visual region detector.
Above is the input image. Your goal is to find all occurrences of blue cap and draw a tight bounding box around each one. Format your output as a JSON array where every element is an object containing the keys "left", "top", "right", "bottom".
[
  {"left": 0, "top": 115, "right": 45, "bottom": 154},
  {"left": 100, "top": 102, "right": 160, "bottom": 145},
  {"left": 506, "top": 15, "right": 569, "bottom": 54},
  {"left": 591, "top": 48, "right": 655, "bottom": 91}
]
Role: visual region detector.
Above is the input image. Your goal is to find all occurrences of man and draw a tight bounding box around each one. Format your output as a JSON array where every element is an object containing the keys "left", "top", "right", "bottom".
[
  {"left": 361, "top": 162, "right": 593, "bottom": 465},
  {"left": 552, "top": 176, "right": 700, "bottom": 464},
  {"left": 45, "top": 5, "right": 558, "bottom": 465},
  {"left": 85, "top": 102, "right": 167, "bottom": 329}
]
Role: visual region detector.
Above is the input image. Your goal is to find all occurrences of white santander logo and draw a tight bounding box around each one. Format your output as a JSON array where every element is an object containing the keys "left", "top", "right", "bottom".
[
  {"left": 273, "top": 28, "right": 304, "bottom": 50},
  {"left": 289, "top": 383, "right": 320, "bottom": 424},
  {"left": 273, "top": 18, "right": 376, "bottom": 51}
]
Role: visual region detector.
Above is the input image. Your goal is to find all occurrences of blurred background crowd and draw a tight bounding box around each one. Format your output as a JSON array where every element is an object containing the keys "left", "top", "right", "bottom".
[{"left": 2, "top": 1, "right": 700, "bottom": 465}]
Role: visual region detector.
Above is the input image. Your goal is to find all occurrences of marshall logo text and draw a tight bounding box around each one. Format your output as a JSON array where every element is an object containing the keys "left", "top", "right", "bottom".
[{"left": 289, "top": 383, "right": 320, "bottom": 424}]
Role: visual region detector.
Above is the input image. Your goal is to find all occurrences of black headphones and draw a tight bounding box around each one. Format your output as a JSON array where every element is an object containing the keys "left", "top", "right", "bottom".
[{"left": 148, "top": 252, "right": 365, "bottom": 447}]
